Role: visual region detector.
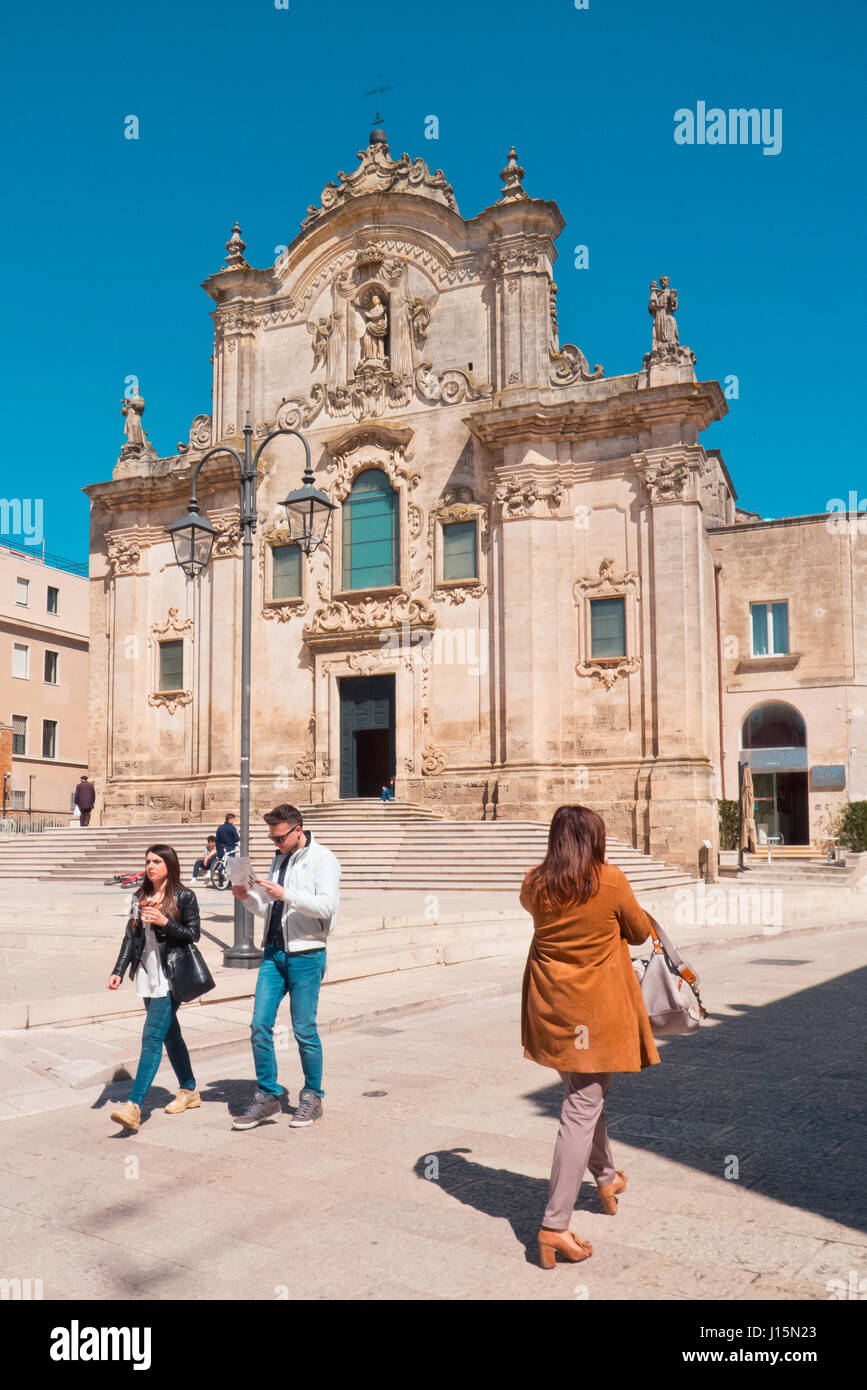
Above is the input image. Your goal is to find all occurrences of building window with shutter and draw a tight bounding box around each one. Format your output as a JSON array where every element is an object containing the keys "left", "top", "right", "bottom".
[
  {"left": 272, "top": 544, "right": 302, "bottom": 600},
  {"left": 42, "top": 719, "right": 57, "bottom": 759},
  {"left": 751, "top": 601, "right": 789, "bottom": 656},
  {"left": 12, "top": 715, "right": 27, "bottom": 755},
  {"left": 342, "top": 470, "right": 398, "bottom": 590},
  {"left": 159, "top": 640, "right": 184, "bottom": 691},
  {"left": 590, "top": 597, "right": 627, "bottom": 659},
  {"left": 442, "top": 521, "right": 478, "bottom": 581},
  {"left": 44, "top": 650, "right": 59, "bottom": 684},
  {"left": 47, "top": 585, "right": 59, "bottom": 614},
  {"left": 15, "top": 577, "right": 29, "bottom": 606},
  {"left": 12, "top": 643, "right": 29, "bottom": 679}
]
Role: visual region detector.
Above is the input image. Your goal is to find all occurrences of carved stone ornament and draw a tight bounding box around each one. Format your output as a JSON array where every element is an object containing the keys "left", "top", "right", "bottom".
[
  {"left": 177, "top": 414, "right": 212, "bottom": 454},
  {"left": 210, "top": 511, "right": 243, "bottom": 559},
  {"left": 497, "top": 146, "right": 528, "bottom": 203},
  {"left": 107, "top": 534, "right": 143, "bottom": 577},
  {"left": 421, "top": 709, "right": 447, "bottom": 775},
  {"left": 574, "top": 557, "right": 640, "bottom": 600},
  {"left": 147, "top": 689, "right": 193, "bottom": 715},
  {"left": 346, "top": 649, "right": 383, "bottom": 676},
  {"left": 575, "top": 657, "right": 640, "bottom": 690},
  {"left": 549, "top": 343, "right": 605, "bottom": 385},
  {"left": 324, "top": 430, "right": 420, "bottom": 503},
  {"left": 304, "top": 583, "right": 436, "bottom": 642},
  {"left": 633, "top": 449, "right": 703, "bottom": 505},
  {"left": 301, "top": 137, "right": 459, "bottom": 231},
  {"left": 494, "top": 477, "right": 564, "bottom": 519},
  {"left": 294, "top": 716, "right": 316, "bottom": 780},
  {"left": 415, "top": 361, "right": 491, "bottom": 405},
  {"left": 150, "top": 607, "right": 194, "bottom": 640}
]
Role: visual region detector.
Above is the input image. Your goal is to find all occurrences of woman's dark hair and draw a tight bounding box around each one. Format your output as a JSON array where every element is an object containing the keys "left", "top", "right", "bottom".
[
  {"left": 137, "top": 844, "right": 183, "bottom": 920},
  {"left": 523, "top": 805, "right": 607, "bottom": 913}
]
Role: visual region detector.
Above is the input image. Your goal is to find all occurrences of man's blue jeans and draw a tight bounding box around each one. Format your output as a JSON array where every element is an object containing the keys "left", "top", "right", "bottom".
[
  {"left": 129, "top": 993, "right": 196, "bottom": 1106},
  {"left": 251, "top": 946, "right": 327, "bottom": 1098}
]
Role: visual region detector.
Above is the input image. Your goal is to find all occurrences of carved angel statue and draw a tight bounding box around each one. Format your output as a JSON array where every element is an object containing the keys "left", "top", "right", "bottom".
[
  {"left": 359, "top": 293, "right": 388, "bottom": 361},
  {"left": 307, "top": 315, "right": 334, "bottom": 370},
  {"left": 407, "top": 295, "right": 433, "bottom": 349},
  {"left": 121, "top": 390, "right": 147, "bottom": 448},
  {"left": 648, "top": 275, "right": 680, "bottom": 351}
]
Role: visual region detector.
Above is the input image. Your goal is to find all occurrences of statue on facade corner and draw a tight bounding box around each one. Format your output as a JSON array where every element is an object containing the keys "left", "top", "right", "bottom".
[
  {"left": 648, "top": 276, "right": 680, "bottom": 352},
  {"left": 121, "top": 389, "right": 149, "bottom": 451}
]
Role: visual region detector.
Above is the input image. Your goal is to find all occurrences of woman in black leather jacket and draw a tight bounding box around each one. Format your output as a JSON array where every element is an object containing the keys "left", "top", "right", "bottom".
[{"left": 106, "top": 844, "right": 201, "bottom": 1132}]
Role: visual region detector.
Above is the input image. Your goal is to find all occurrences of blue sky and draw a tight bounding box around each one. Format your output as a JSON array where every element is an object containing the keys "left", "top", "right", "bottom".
[{"left": 1, "top": 0, "right": 864, "bottom": 562}]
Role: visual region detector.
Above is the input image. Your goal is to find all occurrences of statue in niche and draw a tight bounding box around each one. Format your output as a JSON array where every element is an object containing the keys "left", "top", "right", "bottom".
[
  {"left": 307, "top": 315, "right": 334, "bottom": 370},
  {"left": 358, "top": 291, "right": 389, "bottom": 362},
  {"left": 648, "top": 275, "right": 680, "bottom": 352}
]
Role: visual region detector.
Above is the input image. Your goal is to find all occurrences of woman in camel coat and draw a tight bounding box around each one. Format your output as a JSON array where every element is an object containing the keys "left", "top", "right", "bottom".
[{"left": 521, "top": 804, "right": 660, "bottom": 1268}]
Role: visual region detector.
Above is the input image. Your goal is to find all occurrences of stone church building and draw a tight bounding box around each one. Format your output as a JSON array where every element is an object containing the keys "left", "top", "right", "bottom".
[{"left": 85, "top": 125, "right": 865, "bottom": 870}]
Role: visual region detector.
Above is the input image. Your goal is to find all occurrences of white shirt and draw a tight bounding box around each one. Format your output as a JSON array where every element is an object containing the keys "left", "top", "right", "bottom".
[
  {"left": 134, "top": 897, "right": 170, "bottom": 999},
  {"left": 248, "top": 831, "right": 341, "bottom": 953}
]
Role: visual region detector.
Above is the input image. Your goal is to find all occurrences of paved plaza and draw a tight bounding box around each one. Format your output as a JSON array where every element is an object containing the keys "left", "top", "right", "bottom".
[{"left": 0, "top": 919, "right": 864, "bottom": 1301}]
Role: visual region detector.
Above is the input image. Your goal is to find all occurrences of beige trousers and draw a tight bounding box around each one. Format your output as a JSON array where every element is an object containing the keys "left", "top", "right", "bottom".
[{"left": 542, "top": 1070, "right": 617, "bottom": 1229}]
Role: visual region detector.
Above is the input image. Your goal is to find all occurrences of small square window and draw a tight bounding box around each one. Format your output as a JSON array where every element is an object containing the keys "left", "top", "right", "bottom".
[
  {"left": 159, "top": 640, "right": 184, "bottom": 691},
  {"left": 590, "top": 597, "right": 626, "bottom": 659},
  {"left": 12, "top": 715, "right": 27, "bottom": 756},
  {"left": 42, "top": 719, "right": 57, "bottom": 760},
  {"left": 12, "top": 643, "right": 29, "bottom": 679},
  {"left": 47, "top": 586, "right": 59, "bottom": 614},
  {"left": 44, "top": 650, "right": 59, "bottom": 684},
  {"left": 442, "top": 521, "right": 478, "bottom": 581},
  {"left": 272, "top": 544, "right": 302, "bottom": 600},
  {"left": 16, "top": 577, "right": 29, "bottom": 606}
]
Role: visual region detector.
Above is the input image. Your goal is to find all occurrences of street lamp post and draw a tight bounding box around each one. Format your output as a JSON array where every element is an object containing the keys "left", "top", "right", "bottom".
[{"left": 168, "top": 413, "right": 335, "bottom": 968}]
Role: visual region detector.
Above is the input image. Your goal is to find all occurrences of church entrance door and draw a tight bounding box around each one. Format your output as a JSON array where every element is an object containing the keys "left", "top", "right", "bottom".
[{"left": 338, "top": 674, "right": 395, "bottom": 798}]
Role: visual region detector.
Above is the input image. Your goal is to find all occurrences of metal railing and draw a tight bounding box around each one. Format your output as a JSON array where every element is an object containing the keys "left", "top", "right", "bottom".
[{"left": 0, "top": 541, "right": 87, "bottom": 577}]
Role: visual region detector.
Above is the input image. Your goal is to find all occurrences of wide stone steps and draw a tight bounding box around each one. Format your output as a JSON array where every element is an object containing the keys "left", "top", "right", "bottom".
[{"left": 0, "top": 806, "right": 694, "bottom": 893}]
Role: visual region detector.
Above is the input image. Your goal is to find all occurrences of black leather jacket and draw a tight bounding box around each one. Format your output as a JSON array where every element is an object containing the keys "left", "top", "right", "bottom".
[{"left": 112, "top": 886, "right": 201, "bottom": 983}]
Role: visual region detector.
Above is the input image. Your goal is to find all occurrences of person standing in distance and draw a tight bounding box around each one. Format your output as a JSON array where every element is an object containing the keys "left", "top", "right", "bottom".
[
  {"left": 231, "top": 804, "right": 341, "bottom": 1130},
  {"left": 215, "top": 812, "right": 239, "bottom": 861}
]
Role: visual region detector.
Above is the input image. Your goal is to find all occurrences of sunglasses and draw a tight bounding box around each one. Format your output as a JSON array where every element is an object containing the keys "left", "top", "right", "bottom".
[{"left": 269, "top": 827, "right": 301, "bottom": 843}]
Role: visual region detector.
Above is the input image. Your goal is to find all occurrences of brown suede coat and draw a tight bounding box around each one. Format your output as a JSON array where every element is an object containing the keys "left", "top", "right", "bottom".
[{"left": 521, "top": 863, "right": 661, "bottom": 1073}]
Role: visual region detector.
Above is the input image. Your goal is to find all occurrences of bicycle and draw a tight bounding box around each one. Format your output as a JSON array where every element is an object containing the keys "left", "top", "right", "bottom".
[{"left": 209, "top": 846, "right": 239, "bottom": 890}]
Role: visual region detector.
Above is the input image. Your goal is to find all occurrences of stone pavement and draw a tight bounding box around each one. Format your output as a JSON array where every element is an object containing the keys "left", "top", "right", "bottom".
[{"left": 0, "top": 922, "right": 864, "bottom": 1300}]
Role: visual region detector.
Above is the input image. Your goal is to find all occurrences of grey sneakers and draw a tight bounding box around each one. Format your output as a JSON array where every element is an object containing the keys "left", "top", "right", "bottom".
[
  {"left": 231, "top": 1089, "right": 282, "bottom": 1130},
  {"left": 289, "top": 1088, "right": 323, "bottom": 1127}
]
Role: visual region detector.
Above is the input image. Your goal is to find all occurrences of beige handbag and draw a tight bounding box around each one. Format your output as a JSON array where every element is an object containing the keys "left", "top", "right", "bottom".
[{"left": 632, "top": 914, "right": 707, "bottom": 1036}]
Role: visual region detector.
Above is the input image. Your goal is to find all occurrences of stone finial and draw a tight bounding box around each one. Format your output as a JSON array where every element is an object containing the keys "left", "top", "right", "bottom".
[
  {"left": 224, "top": 221, "right": 249, "bottom": 269},
  {"left": 498, "top": 146, "right": 528, "bottom": 202}
]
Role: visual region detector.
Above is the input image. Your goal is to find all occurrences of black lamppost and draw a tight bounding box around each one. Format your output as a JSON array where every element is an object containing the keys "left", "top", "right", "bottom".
[{"left": 168, "top": 413, "right": 335, "bottom": 967}]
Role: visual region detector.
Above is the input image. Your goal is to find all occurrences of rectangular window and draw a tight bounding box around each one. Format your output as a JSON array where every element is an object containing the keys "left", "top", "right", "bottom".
[
  {"left": 590, "top": 597, "right": 626, "bottom": 659},
  {"left": 12, "top": 643, "right": 29, "bottom": 679},
  {"left": 442, "top": 521, "right": 478, "bottom": 581},
  {"left": 272, "top": 544, "right": 302, "bottom": 600},
  {"left": 10, "top": 789, "right": 25, "bottom": 808},
  {"left": 751, "top": 601, "right": 789, "bottom": 656},
  {"left": 47, "top": 585, "right": 59, "bottom": 614},
  {"left": 12, "top": 715, "right": 27, "bottom": 756},
  {"left": 44, "top": 650, "right": 59, "bottom": 684},
  {"left": 16, "top": 577, "right": 29, "bottom": 606},
  {"left": 159, "top": 640, "right": 184, "bottom": 691},
  {"left": 42, "top": 719, "right": 57, "bottom": 759}
]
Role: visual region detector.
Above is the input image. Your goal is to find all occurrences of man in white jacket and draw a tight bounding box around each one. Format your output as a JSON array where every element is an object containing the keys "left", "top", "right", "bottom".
[{"left": 230, "top": 803, "right": 341, "bottom": 1130}]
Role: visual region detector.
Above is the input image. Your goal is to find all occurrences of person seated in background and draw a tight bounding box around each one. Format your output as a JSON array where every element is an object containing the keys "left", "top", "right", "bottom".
[
  {"left": 215, "top": 813, "right": 240, "bottom": 860},
  {"left": 380, "top": 776, "right": 395, "bottom": 803},
  {"left": 192, "top": 835, "right": 217, "bottom": 882}
]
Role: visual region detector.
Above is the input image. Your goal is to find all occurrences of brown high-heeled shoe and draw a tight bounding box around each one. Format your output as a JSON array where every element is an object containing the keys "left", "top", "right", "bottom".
[
  {"left": 537, "top": 1227, "right": 593, "bottom": 1269},
  {"left": 597, "top": 1169, "right": 628, "bottom": 1215}
]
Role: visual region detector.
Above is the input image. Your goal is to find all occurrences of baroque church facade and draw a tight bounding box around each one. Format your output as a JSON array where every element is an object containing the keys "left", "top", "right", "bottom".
[{"left": 86, "top": 125, "right": 741, "bottom": 870}]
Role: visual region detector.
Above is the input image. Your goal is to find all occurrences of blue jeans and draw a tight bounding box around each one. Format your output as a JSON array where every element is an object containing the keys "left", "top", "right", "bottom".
[
  {"left": 129, "top": 993, "right": 196, "bottom": 1106},
  {"left": 251, "top": 946, "right": 327, "bottom": 1098}
]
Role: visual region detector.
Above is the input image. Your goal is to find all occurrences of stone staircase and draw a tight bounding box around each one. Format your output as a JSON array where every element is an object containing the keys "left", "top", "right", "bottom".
[{"left": 0, "top": 800, "right": 695, "bottom": 893}]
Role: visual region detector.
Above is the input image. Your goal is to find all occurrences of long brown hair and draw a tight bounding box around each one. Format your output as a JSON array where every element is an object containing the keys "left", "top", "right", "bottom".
[
  {"left": 136, "top": 844, "right": 183, "bottom": 921},
  {"left": 523, "top": 805, "right": 607, "bottom": 913}
]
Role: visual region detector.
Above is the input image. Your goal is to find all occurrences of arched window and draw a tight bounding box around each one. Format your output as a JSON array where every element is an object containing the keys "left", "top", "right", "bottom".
[
  {"left": 342, "top": 470, "right": 398, "bottom": 590},
  {"left": 741, "top": 701, "right": 806, "bottom": 749}
]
